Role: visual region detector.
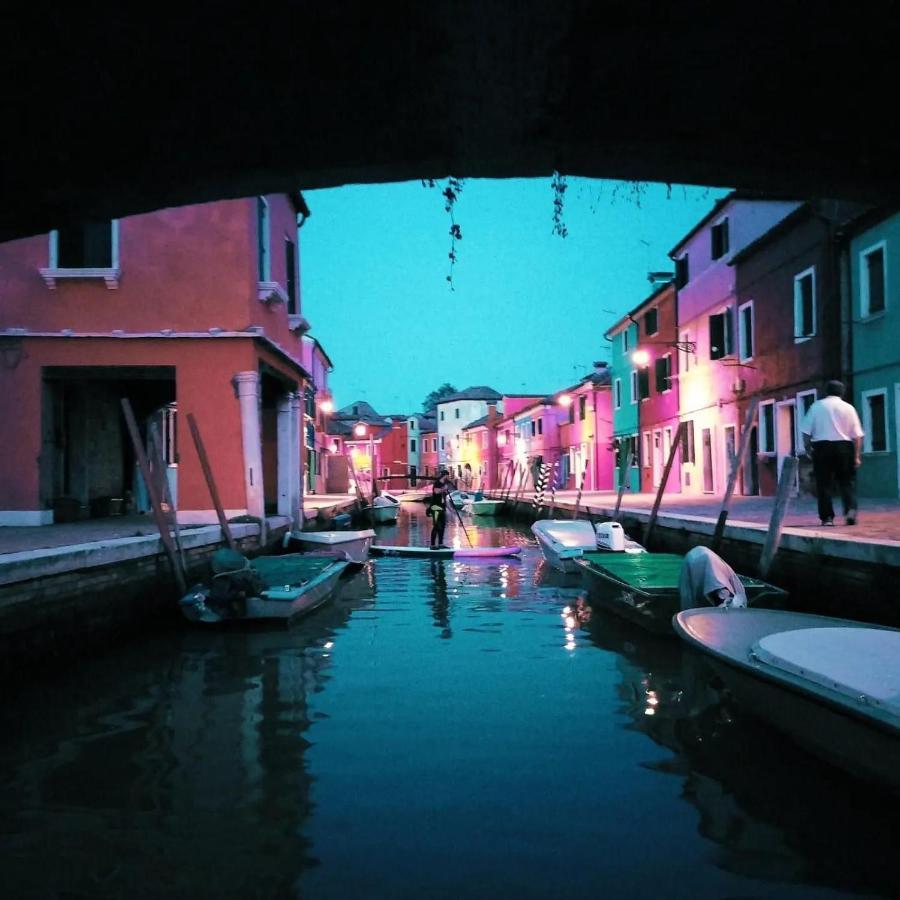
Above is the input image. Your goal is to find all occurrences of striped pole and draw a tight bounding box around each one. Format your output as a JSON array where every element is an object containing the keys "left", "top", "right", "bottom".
[
  {"left": 532, "top": 462, "right": 552, "bottom": 516},
  {"left": 548, "top": 461, "right": 560, "bottom": 518}
]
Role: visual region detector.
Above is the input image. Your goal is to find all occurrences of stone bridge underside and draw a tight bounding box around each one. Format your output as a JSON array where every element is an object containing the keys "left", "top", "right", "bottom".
[{"left": 3, "top": 2, "right": 899, "bottom": 241}]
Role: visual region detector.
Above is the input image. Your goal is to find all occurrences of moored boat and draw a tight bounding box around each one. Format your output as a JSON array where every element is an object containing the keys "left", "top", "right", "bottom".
[
  {"left": 370, "top": 544, "right": 521, "bottom": 559},
  {"left": 180, "top": 550, "right": 350, "bottom": 623},
  {"left": 365, "top": 494, "right": 400, "bottom": 523},
  {"left": 575, "top": 552, "right": 788, "bottom": 636},
  {"left": 531, "top": 519, "right": 598, "bottom": 573},
  {"left": 450, "top": 490, "right": 475, "bottom": 509},
  {"left": 674, "top": 607, "right": 900, "bottom": 793},
  {"left": 465, "top": 498, "right": 506, "bottom": 516},
  {"left": 284, "top": 527, "right": 376, "bottom": 563}
]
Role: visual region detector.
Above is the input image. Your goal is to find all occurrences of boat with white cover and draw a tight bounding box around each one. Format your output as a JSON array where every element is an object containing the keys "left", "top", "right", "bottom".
[
  {"left": 674, "top": 607, "right": 900, "bottom": 792},
  {"left": 531, "top": 519, "right": 645, "bottom": 573},
  {"left": 366, "top": 494, "right": 400, "bottom": 523},
  {"left": 284, "top": 527, "right": 376, "bottom": 563}
]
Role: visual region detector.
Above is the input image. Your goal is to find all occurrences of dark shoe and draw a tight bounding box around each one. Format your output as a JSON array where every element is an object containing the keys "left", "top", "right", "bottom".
[
  {"left": 820, "top": 518, "right": 834, "bottom": 526},
  {"left": 846, "top": 513, "right": 857, "bottom": 526}
]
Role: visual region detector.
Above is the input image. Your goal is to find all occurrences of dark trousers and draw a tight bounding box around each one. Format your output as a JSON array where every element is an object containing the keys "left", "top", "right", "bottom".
[
  {"left": 429, "top": 508, "right": 446, "bottom": 546},
  {"left": 811, "top": 440, "right": 857, "bottom": 521}
]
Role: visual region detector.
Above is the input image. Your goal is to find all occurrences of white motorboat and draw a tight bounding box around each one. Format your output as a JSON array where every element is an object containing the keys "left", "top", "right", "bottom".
[
  {"left": 283, "top": 527, "right": 376, "bottom": 564},
  {"left": 531, "top": 519, "right": 646, "bottom": 573},
  {"left": 675, "top": 607, "right": 900, "bottom": 792},
  {"left": 465, "top": 498, "right": 506, "bottom": 516},
  {"left": 531, "top": 519, "right": 599, "bottom": 573},
  {"left": 450, "top": 490, "right": 475, "bottom": 509}
]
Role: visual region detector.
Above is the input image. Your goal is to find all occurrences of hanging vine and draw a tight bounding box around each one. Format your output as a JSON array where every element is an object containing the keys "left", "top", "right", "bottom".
[
  {"left": 422, "top": 176, "right": 465, "bottom": 290},
  {"left": 551, "top": 171, "right": 568, "bottom": 238}
]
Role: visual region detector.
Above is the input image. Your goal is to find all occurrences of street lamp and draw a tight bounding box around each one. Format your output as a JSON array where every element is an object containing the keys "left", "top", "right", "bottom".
[
  {"left": 558, "top": 393, "right": 573, "bottom": 407},
  {"left": 632, "top": 349, "right": 650, "bottom": 366},
  {"left": 319, "top": 398, "right": 334, "bottom": 414}
]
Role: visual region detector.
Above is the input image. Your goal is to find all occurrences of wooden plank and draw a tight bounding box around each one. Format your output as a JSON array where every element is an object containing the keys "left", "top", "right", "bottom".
[
  {"left": 572, "top": 459, "right": 589, "bottom": 520},
  {"left": 186, "top": 412, "right": 236, "bottom": 551},
  {"left": 512, "top": 463, "right": 528, "bottom": 515},
  {"left": 147, "top": 421, "right": 186, "bottom": 571},
  {"left": 711, "top": 397, "right": 759, "bottom": 551},
  {"left": 121, "top": 398, "right": 187, "bottom": 595},
  {"left": 759, "top": 455, "right": 798, "bottom": 579},
  {"left": 644, "top": 422, "right": 686, "bottom": 548},
  {"left": 345, "top": 452, "right": 375, "bottom": 526}
]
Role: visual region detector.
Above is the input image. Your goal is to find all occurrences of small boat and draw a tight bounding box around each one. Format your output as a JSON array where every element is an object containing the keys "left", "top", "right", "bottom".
[
  {"left": 364, "top": 494, "right": 400, "bottom": 524},
  {"left": 465, "top": 498, "right": 506, "bottom": 516},
  {"left": 575, "top": 552, "right": 787, "bottom": 636},
  {"left": 284, "top": 527, "right": 376, "bottom": 564},
  {"left": 180, "top": 550, "right": 350, "bottom": 623},
  {"left": 370, "top": 544, "right": 522, "bottom": 559},
  {"left": 532, "top": 519, "right": 646, "bottom": 573},
  {"left": 674, "top": 607, "right": 900, "bottom": 793},
  {"left": 450, "top": 490, "right": 475, "bottom": 509}
]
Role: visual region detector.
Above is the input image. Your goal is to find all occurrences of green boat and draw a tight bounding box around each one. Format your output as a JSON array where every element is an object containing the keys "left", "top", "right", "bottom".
[
  {"left": 180, "top": 550, "right": 350, "bottom": 624},
  {"left": 574, "top": 551, "right": 788, "bottom": 636}
]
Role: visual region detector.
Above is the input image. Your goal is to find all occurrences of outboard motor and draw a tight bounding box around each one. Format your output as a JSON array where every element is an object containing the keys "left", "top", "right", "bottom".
[{"left": 594, "top": 521, "right": 626, "bottom": 552}]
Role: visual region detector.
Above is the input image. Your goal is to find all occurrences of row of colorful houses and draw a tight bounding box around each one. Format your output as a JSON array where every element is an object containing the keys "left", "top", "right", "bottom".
[{"left": 607, "top": 193, "right": 900, "bottom": 500}]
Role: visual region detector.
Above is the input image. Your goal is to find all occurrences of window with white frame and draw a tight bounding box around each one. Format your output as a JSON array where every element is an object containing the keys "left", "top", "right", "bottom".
[
  {"left": 862, "top": 389, "right": 888, "bottom": 452},
  {"left": 440, "top": 436, "right": 445, "bottom": 450},
  {"left": 796, "top": 389, "right": 817, "bottom": 450},
  {"left": 861, "top": 241, "right": 887, "bottom": 318},
  {"left": 709, "top": 308, "right": 734, "bottom": 359},
  {"left": 42, "top": 220, "right": 121, "bottom": 289},
  {"left": 683, "top": 419, "right": 696, "bottom": 464},
  {"left": 642, "top": 432, "right": 652, "bottom": 467},
  {"left": 793, "top": 267, "right": 816, "bottom": 340},
  {"left": 440, "top": 410, "right": 445, "bottom": 421},
  {"left": 455, "top": 408, "right": 460, "bottom": 419},
  {"left": 630, "top": 369, "right": 638, "bottom": 404},
  {"left": 622, "top": 328, "right": 630, "bottom": 354},
  {"left": 738, "top": 300, "right": 754, "bottom": 362},
  {"left": 410, "top": 439, "right": 417, "bottom": 452},
  {"left": 759, "top": 400, "right": 776, "bottom": 454},
  {"left": 655, "top": 354, "right": 672, "bottom": 393},
  {"left": 614, "top": 378, "right": 622, "bottom": 409}
]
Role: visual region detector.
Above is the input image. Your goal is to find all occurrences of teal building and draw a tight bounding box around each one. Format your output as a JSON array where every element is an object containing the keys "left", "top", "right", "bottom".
[
  {"left": 605, "top": 318, "right": 641, "bottom": 491},
  {"left": 850, "top": 209, "right": 900, "bottom": 498}
]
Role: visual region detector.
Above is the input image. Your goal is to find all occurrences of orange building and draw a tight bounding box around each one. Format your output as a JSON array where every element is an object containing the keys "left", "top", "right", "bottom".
[{"left": 0, "top": 194, "right": 312, "bottom": 526}]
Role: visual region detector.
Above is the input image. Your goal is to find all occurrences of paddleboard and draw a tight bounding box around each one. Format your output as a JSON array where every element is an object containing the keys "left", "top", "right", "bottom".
[{"left": 370, "top": 545, "right": 521, "bottom": 559}]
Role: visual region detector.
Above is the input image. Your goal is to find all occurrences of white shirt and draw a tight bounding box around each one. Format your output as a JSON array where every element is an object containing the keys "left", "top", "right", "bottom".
[{"left": 800, "top": 395, "right": 864, "bottom": 442}]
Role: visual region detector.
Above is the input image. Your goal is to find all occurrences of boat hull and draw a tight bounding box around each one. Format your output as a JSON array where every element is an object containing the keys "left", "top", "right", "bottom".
[
  {"left": 371, "top": 545, "right": 521, "bottom": 559},
  {"left": 467, "top": 500, "right": 506, "bottom": 516},
  {"left": 367, "top": 503, "right": 399, "bottom": 523},
  {"left": 675, "top": 608, "right": 900, "bottom": 792},
  {"left": 286, "top": 529, "right": 375, "bottom": 564},
  {"left": 531, "top": 519, "right": 597, "bottom": 573}
]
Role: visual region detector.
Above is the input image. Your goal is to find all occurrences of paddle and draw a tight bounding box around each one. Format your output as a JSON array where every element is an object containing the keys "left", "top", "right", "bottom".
[{"left": 445, "top": 477, "right": 474, "bottom": 547}]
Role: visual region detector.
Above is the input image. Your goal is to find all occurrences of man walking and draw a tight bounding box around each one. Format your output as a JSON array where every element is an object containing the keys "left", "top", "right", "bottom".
[{"left": 800, "top": 380, "right": 864, "bottom": 526}]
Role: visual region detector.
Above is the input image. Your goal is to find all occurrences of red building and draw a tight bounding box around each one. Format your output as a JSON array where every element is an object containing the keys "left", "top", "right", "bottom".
[
  {"left": 419, "top": 420, "right": 439, "bottom": 479},
  {"left": 0, "top": 194, "right": 311, "bottom": 526}
]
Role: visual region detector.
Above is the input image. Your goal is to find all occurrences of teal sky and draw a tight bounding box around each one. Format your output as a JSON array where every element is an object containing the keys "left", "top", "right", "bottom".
[{"left": 301, "top": 178, "right": 729, "bottom": 415}]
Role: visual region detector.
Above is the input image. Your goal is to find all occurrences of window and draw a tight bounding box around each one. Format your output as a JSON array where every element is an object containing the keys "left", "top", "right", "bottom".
[
  {"left": 655, "top": 354, "right": 672, "bottom": 393},
  {"left": 284, "top": 238, "right": 297, "bottom": 314},
  {"left": 579, "top": 395, "right": 586, "bottom": 420},
  {"left": 683, "top": 419, "right": 696, "bottom": 464},
  {"left": 711, "top": 218, "right": 730, "bottom": 260},
  {"left": 409, "top": 420, "right": 416, "bottom": 430},
  {"left": 622, "top": 328, "right": 630, "bottom": 354},
  {"left": 759, "top": 400, "right": 776, "bottom": 454},
  {"left": 796, "top": 390, "right": 817, "bottom": 449},
  {"left": 709, "top": 308, "right": 734, "bottom": 359},
  {"left": 862, "top": 389, "right": 888, "bottom": 452},
  {"left": 257, "top": 197, "right": 270, "bottom": 281},
  {"left": 793, "top": 267, "right": 816, "bottom": 340},
  {"left": 410, "top": 439, "right": 417, "bottom": 452},
  {"left": 644, "top": 307, "right": 659, "bottom": 336},
  {"left": 530, "top": 421, "right": 536, "bottom": 437},
  {"left": 675, "top": 254, "right": 689, "bottom": 288},
  {"left": 614, "top": 378, "right": 622, "bottom": 410},
  {"left": 738, "top": 301, "right": 754, "bottom": 362},
  {"left": 538, "top": 418, "right": 543, "bottom": 435},
  {"left": 56, "top": 222, "right": 114, "bottom": 268},
  {"left": 642, "top": 432, "right": 652, "bottom": 467},
  {"left": 630, "top": 370, "right": 638, "bottom": 404},
  {"left": 455, "top": 408, "right": 460, "bottom": 419},
  {"left": 861, "top": 242, "right": 887, "bottom": 317},
  {"left": 440, "top": 436, "right": 445, "bottom": 450},
  {"left": 440, "top": 410, "right": 445, "bottom": 421},
  {"left": 638, "top": 367, "right": 650, "bottom": 400}
]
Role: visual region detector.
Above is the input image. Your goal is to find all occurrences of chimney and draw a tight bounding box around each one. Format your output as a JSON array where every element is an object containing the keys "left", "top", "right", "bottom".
[{"left": 487, "top": 402, "right": 499, "bottom": 422}]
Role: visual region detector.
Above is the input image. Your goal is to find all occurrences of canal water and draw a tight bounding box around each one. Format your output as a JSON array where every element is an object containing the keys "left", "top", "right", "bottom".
[{"left": 2, "top": 507, "right": 899, "bottom": 899}]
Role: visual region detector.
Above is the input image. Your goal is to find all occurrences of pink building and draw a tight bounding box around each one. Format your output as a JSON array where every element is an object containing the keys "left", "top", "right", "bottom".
[
  {"left": 555, "top": 365, "right": 614, "bottom": 491},
  {"left": 493, "top": 395, "right": 546, "bottom": 490},
  {"left": 0, "top": 194, "right": 312, "bottom": 526}
]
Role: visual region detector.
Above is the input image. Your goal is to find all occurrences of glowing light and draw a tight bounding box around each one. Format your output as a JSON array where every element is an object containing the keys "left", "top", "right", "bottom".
[
  {"left": 496, "top": 433, "right": 507, "bottom": 446},
  {"left": 319, "top": 399, "right": 334, "bottom": 413},
  {"left": 324, "top": 642, "right": 334, "bottom": 650},
  {"left": 644, "top": 708, "right": 656, "bottom": 716},
  {"left": 565, "top": 615, "right": 577, "bottom": 630},
  {"left": 354, "top": 423, "right": 367, "bottom": 437},
  {"left": 558, "top": 393, "right": 573, "bottom": 407},
  {"left": 632, "top": 349, "right": 650, "bottom": 366}
]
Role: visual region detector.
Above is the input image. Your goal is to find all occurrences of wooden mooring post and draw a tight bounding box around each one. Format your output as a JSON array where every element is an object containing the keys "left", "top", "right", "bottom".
[
  {"left": 759, "top": 455, "right": 799, "bottom": 579},
  {"left": 644, "top": 422, "right": 686, "bottom": 548},
  {"left": 187, "top": 412, "right": 237, "bottom": 551},
  {"left": 572, "top": 460, "right": 589, "bottom": 521},
  {"left": 711, "top": 398, "right": 759, "bottom": 552},
  {"left": 121, "top": 398, "right": 187, "bottom": 595},
  {"left": 612, "top": 441, "right": 632, "bottom": 522}
]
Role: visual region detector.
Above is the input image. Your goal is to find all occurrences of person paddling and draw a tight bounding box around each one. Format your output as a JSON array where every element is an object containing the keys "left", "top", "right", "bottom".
[{"left": 425, "top": 470, "right": 453, "bottom": 549}]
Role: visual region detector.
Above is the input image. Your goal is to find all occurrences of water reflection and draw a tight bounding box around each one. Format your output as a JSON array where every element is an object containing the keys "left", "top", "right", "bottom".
[
  {"left": 428, "top": 559, "right": 452, "bottom": 639},
  {"left": 582, "top": 609, "right": 900, "bottom": 895},
  {"left": 0, "top": 572, "right": 375, "bottom": 899}
]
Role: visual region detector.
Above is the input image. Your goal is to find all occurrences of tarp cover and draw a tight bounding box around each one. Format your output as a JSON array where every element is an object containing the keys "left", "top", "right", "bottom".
[
  {"left": 252, "top": 555, "right": 338, "bottom": 588},
  {"left": 582, "top": 552, "right": 684, "bottom": 590}
]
